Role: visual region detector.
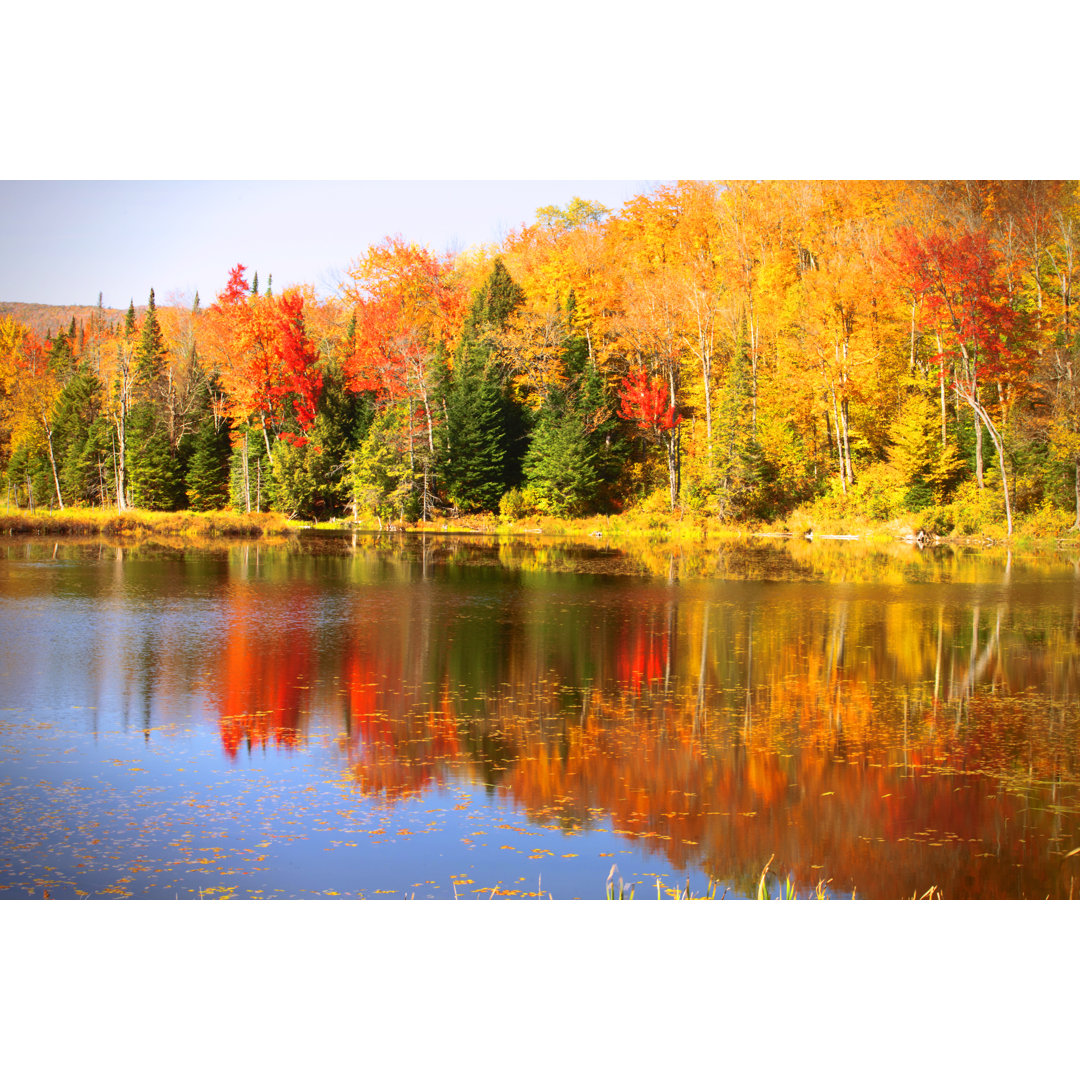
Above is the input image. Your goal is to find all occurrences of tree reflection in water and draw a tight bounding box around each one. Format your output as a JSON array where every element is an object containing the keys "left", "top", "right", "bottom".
[{"left": 200, "top": 535, "right": 1080, "bottom": 898}]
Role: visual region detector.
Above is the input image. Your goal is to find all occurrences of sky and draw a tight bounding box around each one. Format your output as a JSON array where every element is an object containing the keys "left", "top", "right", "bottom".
[{"left": 0, "top": 180, "right": 654, "bottom": 309}]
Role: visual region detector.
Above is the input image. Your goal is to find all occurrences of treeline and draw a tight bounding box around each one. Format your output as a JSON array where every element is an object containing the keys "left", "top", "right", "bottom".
[{"left": 1, "top": 181, "right": 1078, "bottom": 534}]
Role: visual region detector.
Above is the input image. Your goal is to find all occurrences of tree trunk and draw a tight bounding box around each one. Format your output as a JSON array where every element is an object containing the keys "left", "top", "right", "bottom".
[
  {"left": 114, "top": 414, "right": 127, "bottom": 512},
  {"left": 973, "top": 405, "right": 984, "bottom": 488},
  {"left": 961, "top": 390, "right": 1013, "bottom": 535},
  {"left": 43, "top": 416, "right": 64, "bottom": 510},
  {"left": 840, "top": 392, "right": 854, "bottom": 486},
  {"left": 665, "top": 429, "right": 681, "bottom": 510},
  {"left": 242, "top": 431, "right": 251, "bottom": 513},
  {"left": 750, "top": 316, "right": 758, "bottom": 436},
  {"left": 1073, "top": 460, "right": 1080, "bottom": 531},
  {"left": 260, "top": 413, "right": 274, "bottom": 471},
  {"left": 909, "top": 299, "right": 917, "bottom": 375},
  {"left": 830, "top": 386, "right": 846, "bottom": 494},
  {"left": 940, "top": 372, "right": 947, "bottom": 449}
]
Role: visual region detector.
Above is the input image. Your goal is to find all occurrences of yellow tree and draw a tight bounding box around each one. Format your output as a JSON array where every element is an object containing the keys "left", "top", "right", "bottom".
[
  {"left": 341, "top": 238, "right": 465, "bottom": 515},
  {"left": 0, "top": 318, "right": 65, "bottom": 508}
]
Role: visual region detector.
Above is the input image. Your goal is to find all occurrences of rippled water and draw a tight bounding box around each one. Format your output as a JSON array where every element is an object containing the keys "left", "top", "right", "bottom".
[{"left": 2, "top": 532, "right": 1078, "bottom": 899}]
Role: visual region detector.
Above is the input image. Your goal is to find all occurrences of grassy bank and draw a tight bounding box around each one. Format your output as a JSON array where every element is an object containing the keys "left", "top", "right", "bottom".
[
  {"left": 0, "top": 507, "right": 296, "bottom": 538},
  {"left": 337, "top": 506, "right": 1079, "bottom": 549},
  {"left": 6, "top": 503, "right": 1077, "bottom": 548}
]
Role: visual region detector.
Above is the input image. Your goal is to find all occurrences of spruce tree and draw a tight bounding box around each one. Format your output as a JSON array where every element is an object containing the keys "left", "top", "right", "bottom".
[
  {"left": 192, "top": 291, "right": 201, "bottom": 314},
  {"left": 465, "top": 257, "right": 526, "bottom": 337},
  {"left": 125, "top": 300, "right": 137, "bottom": 339},
  {"left": 251, "top": 272, "right": 259, "bottom": 296},
  {"left": 52, "top": 362, "right": 106, "bottom": 505},
  {"left": 136, "top": 289, "right": 167, "bottom": 388},
  {"left": 523, "top": 389, "right": 600, "bottom": 516},
  {"left": 265, "top": 274, "right": 272, "bottom": 297},
  {"left": 126, "top": 402, "right": 178, "bottom": 510},
  {"left": 438, "top": 344, "right": 506, "bottom": 512},
  {"left": 185, "top": 410, "right": 232, "bottom": 511}
]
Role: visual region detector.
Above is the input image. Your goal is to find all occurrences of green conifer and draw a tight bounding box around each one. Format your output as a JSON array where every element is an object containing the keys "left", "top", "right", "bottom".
[
  {"left": 438, "top": 345, "right": 506, "bottom": 512},
  {"left": 126, "top": 402, "right": 179, "bottom": 510},
  {"left": 136, "top": 289, "right": 167, "bottom": 389},
  {"left": 185, "top": 410, "right": 232, "bottom": 511}
]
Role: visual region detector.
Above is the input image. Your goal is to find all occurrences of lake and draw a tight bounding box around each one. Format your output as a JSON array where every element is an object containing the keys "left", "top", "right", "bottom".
[{"left": 1, "top": 531, "right": 1078, "bottom": 899}]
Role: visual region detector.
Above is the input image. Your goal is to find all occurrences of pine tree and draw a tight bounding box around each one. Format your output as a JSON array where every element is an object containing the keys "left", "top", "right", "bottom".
[{"left": 125, "top": 300, "right": 137, "bottom": 339}]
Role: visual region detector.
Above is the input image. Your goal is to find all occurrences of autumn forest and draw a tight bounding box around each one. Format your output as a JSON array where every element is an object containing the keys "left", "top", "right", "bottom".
[{"left": 3, "top": 180, "right": 1079, "bottom": 538}]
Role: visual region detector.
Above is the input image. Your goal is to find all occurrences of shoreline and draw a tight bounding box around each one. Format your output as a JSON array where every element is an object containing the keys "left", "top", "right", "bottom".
[{"left": 2, "top": 506, "right": 1078, "bottom": 550}]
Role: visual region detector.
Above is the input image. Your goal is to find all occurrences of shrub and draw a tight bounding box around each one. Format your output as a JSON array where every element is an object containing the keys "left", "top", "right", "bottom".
[{"left": 498, "top": 487, "right": 535, "bottom": 521}]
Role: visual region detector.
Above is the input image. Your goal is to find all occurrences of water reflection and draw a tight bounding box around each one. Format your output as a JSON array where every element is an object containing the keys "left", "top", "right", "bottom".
[{"left": 2, "top": 534, "right": 1078, "bottom": 898}]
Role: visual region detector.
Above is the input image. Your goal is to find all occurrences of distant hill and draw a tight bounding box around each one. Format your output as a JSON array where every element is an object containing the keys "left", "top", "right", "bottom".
[{"left": 0, "top": 301, "right": 145, "bottom": 339}]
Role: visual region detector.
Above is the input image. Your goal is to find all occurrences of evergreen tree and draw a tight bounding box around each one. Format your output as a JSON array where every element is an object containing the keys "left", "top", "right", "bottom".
[
  {"left": 192, "top": 291, "right": 201, "bottom": 314},
  {"left": 304, "top": 360, "right": 374, "bottom": 517},
  {"left": 438, "top": 344, "right": 506, "bottom": 512},
  {"left": 135, "top": 288, "right": 167, "bottom": 389},
  {"left": 465, "top": 257, "right": 525, "bottom": 337},
  {"left": 126, "top": 402, "right": 178, "bottom": 510},
  {"left": 523, "top": 388, "right": 600, "bottom": 516},
  {"left": 265, "top": 274, "right": 272, "bottom": 297},
  {"left": 48, "top": 329, "right": 75, "bottom": 381},
  {"left": 52, "top": 362, "right": 107, "bottom": 505},
  {"left": 125, "top": 300, "right": 137, "bottom": 339},
  {"left": 251, "top": 272, "right": 259, "bottom": 296},
  {"left": 185, "top": 410, "right": 232, "bottom": 510},
  {"left": 445, "top": 258, "right": 530, "bottom": 501},
  {"left": 519, "top": 293, "right": 623, "bottom": 517},
  {"left": 229, "top": 425, "right": 272, "bottom": 513}
]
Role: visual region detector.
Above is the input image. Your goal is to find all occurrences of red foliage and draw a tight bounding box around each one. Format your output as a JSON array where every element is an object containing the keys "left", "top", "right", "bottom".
[
  {"left": 891, "top": 228, "right": 1029, "bottom": 391},
  {"left": 208, "top": 269, "right": 323, "bottom": 437},
  {"left": 276, "top": 290, "right": 323, "bottom": 433},
  {"left": 342, "top": 238, "right": 465, "bottom": 401},
  {"left": 219, "top": 264, "right": 250, "bottom": 306},
  {"left": 618, "top": 367, "right": 681, "bottom": 437}
]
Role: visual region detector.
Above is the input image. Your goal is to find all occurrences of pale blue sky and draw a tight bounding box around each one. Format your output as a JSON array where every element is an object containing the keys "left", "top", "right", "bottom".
[{"left": 0, "top": 181, "right": 655, "bottom": 308}]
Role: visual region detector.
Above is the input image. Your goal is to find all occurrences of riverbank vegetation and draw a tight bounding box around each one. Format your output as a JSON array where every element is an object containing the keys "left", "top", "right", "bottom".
[
  {"left": 0, "top": 507, "right": 291, "bottom": 537},
  {"left": 3, "top": 181, "right": 1079, "bottom": 542}
]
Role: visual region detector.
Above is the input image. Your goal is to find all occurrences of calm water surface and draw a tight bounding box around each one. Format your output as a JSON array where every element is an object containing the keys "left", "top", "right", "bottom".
[{"left": 1, "top": 532, "right": 1078, "bottom": 899}]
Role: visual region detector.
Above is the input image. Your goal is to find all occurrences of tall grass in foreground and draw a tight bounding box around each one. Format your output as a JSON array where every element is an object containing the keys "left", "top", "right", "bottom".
[
  {"left": 605, "top": 858, "right": 942, "bottom": 900},
  {"left": 0, "top": 507, "right": 295, "bottom": 537}
]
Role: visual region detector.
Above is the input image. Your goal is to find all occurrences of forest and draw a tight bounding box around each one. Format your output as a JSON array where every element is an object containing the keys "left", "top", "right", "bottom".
[{"left": 1, "top": 180, "right": 1078, "bottom": 537}]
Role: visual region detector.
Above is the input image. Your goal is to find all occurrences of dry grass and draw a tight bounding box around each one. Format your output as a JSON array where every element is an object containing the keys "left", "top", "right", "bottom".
[{"left": 0, "top": 507, "right": 296, "bottom": 538}]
